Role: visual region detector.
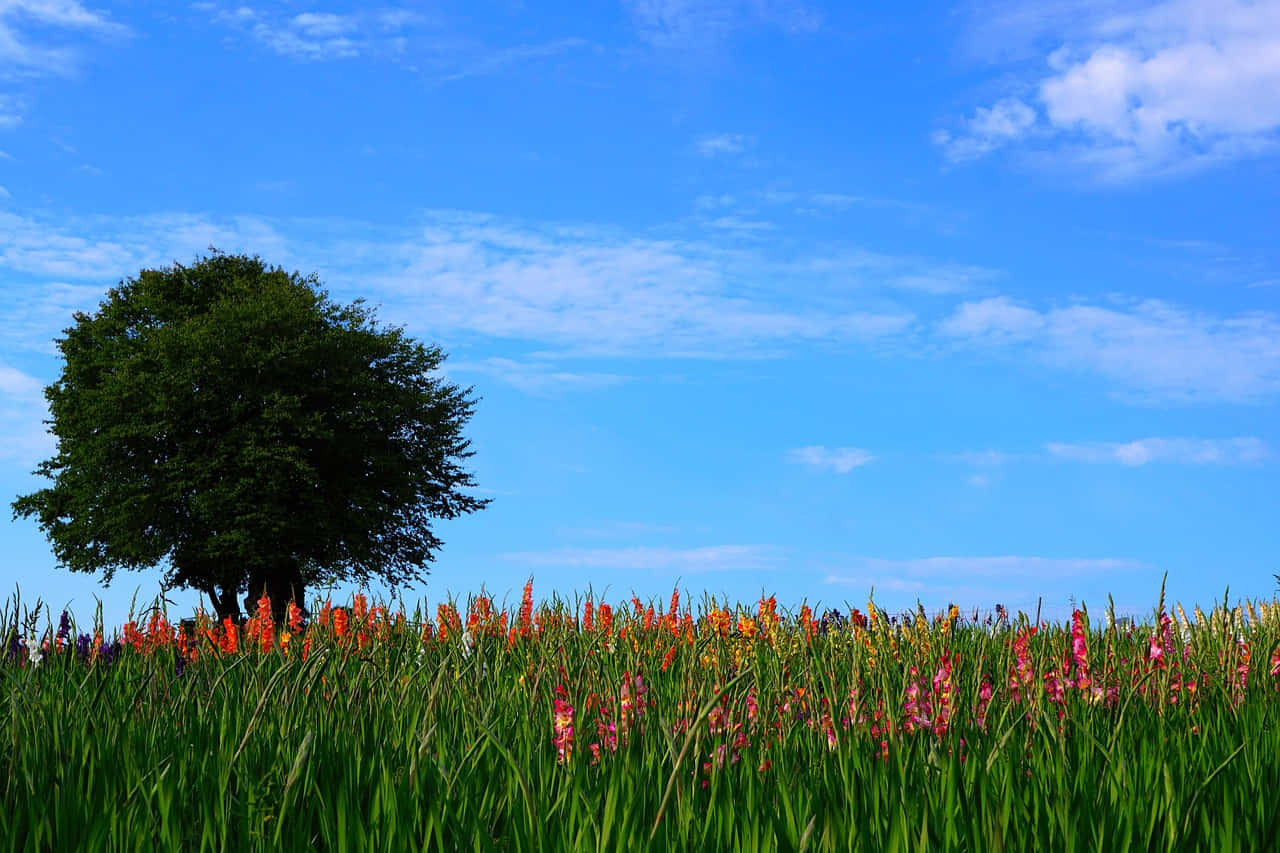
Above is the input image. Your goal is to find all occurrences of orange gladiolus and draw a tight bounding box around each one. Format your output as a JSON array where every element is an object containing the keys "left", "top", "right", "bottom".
[
  {"left": 287, "top": 601, "right": 304, "bottom": 633},
  {"left": 519, "top": 580, "right": 534, "bottom": 637}
]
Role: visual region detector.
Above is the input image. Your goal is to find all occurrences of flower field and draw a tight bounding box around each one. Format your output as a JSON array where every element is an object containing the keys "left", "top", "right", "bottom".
[{"left": 4, "top": 581, "right": 1280, "bottom": 851}]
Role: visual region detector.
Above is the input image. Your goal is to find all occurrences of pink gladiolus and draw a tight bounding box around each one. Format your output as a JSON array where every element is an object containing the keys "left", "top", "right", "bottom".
[
  {"left": 552, "top": 687, "right": 575, "bottom": 764},
  {"left": 1070, "top": 610, "right": 1091, "bottom": 689},
  {"left": 975, "top": 675, "right": 994, "bottom": 731}
]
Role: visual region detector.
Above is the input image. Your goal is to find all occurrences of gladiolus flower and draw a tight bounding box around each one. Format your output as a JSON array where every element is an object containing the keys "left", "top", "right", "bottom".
[
  {"left": 552, "top": 687, "right": 575, "bottom": 764},
  {"left": 287, "top": 601, "right": 304, "bottom": 633}
]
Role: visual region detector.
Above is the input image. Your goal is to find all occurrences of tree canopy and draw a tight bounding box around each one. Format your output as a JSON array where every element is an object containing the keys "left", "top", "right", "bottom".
[{"left": 12, "top": 250, "right": 490, "bottom": 622}]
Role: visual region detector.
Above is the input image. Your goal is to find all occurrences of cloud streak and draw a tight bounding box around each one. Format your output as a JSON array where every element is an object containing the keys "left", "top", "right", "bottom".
[
  {"left": 788, "top": 445, "right": 875, "bottom": 473},
  {"left": 624, "top": 0, "right": 819, "bottom": 50},
  {"left": 938, "top": 295, "right": 1280, "bottom": 403},
  {"left": 500, "top": 544, "right": 782, "bottom": 573},
  {"left": 1046, "top": 437, "right": 1271, "bottom": 465},
  {"left": 0, "top": 0, "right": 126, "bottom": 76},
  {"left": 2, "top": 208, "right": 1276, "bottom": 405}
]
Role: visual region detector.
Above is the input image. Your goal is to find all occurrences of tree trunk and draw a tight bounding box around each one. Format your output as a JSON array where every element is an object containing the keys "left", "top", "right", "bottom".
[
  {"left": 208, "top": 585, "right": 242, "bottom": 624},
  {"left": 242, "top": 563, "right": 307, "bottom": 626}
]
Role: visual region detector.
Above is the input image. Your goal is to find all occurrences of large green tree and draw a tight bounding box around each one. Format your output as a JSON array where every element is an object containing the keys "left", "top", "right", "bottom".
[{"left": 12, "top": 250, "right": 490, "bottom": 623}]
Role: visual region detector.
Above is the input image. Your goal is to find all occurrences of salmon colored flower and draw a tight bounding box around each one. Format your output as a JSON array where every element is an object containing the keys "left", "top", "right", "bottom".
[{"left": 519, "top": 580, "right": 534, "bottom": 638}]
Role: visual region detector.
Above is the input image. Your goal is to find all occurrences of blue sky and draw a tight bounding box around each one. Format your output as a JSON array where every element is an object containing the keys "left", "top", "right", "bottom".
[{"left": 1, "top": 0, "right": 1277, "bottom": 629}]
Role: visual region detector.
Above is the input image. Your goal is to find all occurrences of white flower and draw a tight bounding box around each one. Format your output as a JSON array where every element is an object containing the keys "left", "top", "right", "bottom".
[
  {"left": 461, "top": 630, "right": 475, "bottom": 658},
  {"left": 26, "top": 637, "right": 43, "bottom": 667}
]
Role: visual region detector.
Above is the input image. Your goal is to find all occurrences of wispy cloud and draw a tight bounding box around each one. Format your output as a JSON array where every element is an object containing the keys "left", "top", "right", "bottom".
[
  {"left": 0, "top": 94, "right": 22, "bottom": 129},
  {"left": 0, "top": 0, "right": 126, "bottom": 76},
  {"left": 4, "top": 208, "right": 1275, "bottom": 405},
  {"left": 446, "top": 357, "right": 630, "bottom": 396},
  {"left": 949, "top": 449, "right": 1016, "bottom": 467},
  {"left": 823, "top": 554, "right": 1154, "bottom": 616},
  {"left": 788, "top": 445, "right": 875, "bottom": 473},
  {"left": 695, "top": 132, "right": 748, "bottom": 156},
  {"left": 555, "top": 520, "right": 683, "bottom": 539},
  {"left": 827, "top": 554, "right": 1150, "bottom": 580},
  {"left": 624, "top": 0, "right": 819, "bottom": 50},
  {"left": 934, "top": 98, "right": 1037, "bottom": 162},
  {"left": 1046, "top": 437, "right": 1272, "bottom": 465},
  {"left": 500, "top": 544, "right": 782, "bottom": 573},
  {"left": 432, "top": 38, "right": 591, "bottom": 83},
  {"left": 206, "top": 5, "right": 590, "bottom": 79},
  {"left": 0, "top": 362, "right": 52, "bottom": 465},
  {"left": 365, "top": 212, "right": 915, "bottom": 358},
  {"left": 211, "top": 6, "right": 417, "bottom": 61},
  {"left": 938, "top": 295, "right": 1280, "bottom": 403},
  {"left": 942, "top": 0, "right": 1280, "bottom": 179}
]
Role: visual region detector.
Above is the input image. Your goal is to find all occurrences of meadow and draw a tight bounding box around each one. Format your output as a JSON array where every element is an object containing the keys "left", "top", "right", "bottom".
[{"left": 3, "top": 581, "right": 1279, "bottom": 851}]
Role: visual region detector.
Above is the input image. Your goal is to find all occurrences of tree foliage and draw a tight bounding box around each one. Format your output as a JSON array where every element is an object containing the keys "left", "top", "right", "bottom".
[{"left": 12, "top": 250, "right": 490, "bottom": 621}]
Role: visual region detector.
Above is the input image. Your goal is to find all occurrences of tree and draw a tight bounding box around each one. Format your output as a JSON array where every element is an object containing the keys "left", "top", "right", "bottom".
[{"left": 12, "top": 250, "right": 490, "bottom": 624}]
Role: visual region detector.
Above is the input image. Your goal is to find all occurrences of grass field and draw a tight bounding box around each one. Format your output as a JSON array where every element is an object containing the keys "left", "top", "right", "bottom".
[{"left": 4, "top": 581, "right": 1279, "bottom": 851}]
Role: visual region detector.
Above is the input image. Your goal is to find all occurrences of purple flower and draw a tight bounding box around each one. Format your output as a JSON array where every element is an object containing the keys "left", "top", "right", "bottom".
[
  {"left": 56, "top": 611, "right": 71, "bottom": 643},
  {"left": 5, "top": 632, "right": 20, "bottom": 665},
  {"left": 174, "top": 652, "right": 186, "bottom": 678},
  {"left": 75, "top": 633, "right": 92, "bottom": 660},
  {"left": 98, "top": 640, "right": 122, "bottom": 667}
]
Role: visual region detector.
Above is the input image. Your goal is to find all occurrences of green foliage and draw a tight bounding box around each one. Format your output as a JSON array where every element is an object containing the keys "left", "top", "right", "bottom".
[
  {"left": 3, "top": 588, "right": 1280, "bottom": 851},
  {"left": 11, "top": 251, "right": 489, "bottom": 619}
]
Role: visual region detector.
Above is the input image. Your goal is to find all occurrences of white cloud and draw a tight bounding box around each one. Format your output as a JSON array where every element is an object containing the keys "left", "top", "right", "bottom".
[
  {"left": 500, "top": 544, "right": 782, "bottom": 573},
  {"left": 937, "top": 295, "right": 1043, "bottom": 341},
  {"left": 935, "top": 98, "right": 1037, "bottom": 162},
  {"left": 4, "top": 207, "right": 1274, "bottom": 405},
  {"left": 0, "top": 0, "right": 126, "bottom": 76},
  {"left": 788, "top": 445, "right": 875, "bottom": 473},
  {"left": 0, "top": 209, "right": 921, "bottom": 368},
  {"left": 0, "top": 363, "right": 41, "bottom": 397},
  {"left": 695, "top": 133, "right": 748, "bottom": 156},
  {"left": 703, "top": 215, "right": 774, "bottom": 232},
  {"left": 290, "top": 12, "right": 353, "bottom": 39},
  {"left": 1046, "top": 436, "right": 1271, "bottom": 465},
  {"left": 210, "top": 5, "right": 423, "bottom": 61},
  {"left": 939, "top": 296, "right": 1280, "bottom": 402},
  {"left": 944, "top": 0, "right": 1280, "bottom": 178},
  {"left": 207, "top": 5, "right": 588, "bottom": 78},
  {"left": 365, "top": 213, "right": 915, "bottom": 357}
]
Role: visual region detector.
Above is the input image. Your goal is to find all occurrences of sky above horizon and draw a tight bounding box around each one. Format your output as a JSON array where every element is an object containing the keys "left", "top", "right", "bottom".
[{"left": 1, "top": 0, "right": 1277, "bottom": 630}]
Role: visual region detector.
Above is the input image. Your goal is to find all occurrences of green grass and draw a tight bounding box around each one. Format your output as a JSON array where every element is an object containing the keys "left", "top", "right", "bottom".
[{"left": 3, "top": 587, "right": 1279, "bottom": 851}]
